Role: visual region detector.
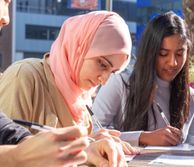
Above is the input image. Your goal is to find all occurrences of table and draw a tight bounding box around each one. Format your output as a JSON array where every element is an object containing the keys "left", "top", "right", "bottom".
[
  {"left": 127, "top": 148, "right": 194, "bottom": 167},
  {"left": 79, "top": 146, "right": 194, "bottom": 167}
]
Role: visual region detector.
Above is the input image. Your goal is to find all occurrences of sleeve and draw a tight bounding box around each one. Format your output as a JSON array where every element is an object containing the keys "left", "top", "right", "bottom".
[
  {"left": 92, "top": 72, "right": 143, "bottom": 146},
  {"left": 0, "top": 112, "right": 31, "bottom": 145},
  {"left": 92, "top": 73, "right": 124, "bottom": 131},
  {"left": 0, "top": 63, "right": 35, "bottom": 121},
  {"left": 120, "top": 131, "right": 143, "bottom": 146}
]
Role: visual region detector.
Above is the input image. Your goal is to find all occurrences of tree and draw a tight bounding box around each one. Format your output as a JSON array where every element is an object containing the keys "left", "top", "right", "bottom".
[{"left": 183, "top": 0, "right": 194, "bottom": 57}]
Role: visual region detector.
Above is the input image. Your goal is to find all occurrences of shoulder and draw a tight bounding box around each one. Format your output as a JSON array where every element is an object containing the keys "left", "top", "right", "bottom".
[{"left": 3, "top": 58, "right": 44, "bottom": 81}]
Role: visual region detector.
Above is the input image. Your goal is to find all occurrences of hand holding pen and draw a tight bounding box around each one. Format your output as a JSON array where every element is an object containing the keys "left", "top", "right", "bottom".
[
  {"left": 13, "top": 119, "right": 95, "bottom": 142},
  {"left": 12, "top": 120, "right": 90, "bottom": 167},
  {"left": 154, "top": 101, "right": 183, "bottom": 145},
  {"left": 86, "top": 105, "right": 139, "bottom": 155}
]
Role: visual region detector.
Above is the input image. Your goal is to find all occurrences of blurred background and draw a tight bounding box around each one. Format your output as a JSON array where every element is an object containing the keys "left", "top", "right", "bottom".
[{"left": 0, "top": 0, "right": 193, "bottom": 84}]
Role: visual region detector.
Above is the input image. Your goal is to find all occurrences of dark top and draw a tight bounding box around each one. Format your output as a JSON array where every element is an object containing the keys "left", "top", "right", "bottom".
[{"left": 0, "top": 112, "right": 31, "bottom": 144}]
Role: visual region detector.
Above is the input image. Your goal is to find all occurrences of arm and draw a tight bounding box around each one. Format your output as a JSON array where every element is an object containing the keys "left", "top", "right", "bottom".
[
  {"left": 139, "top": 126, "right": 182, "bottom": 146},
  {"left": 0, "top": 126, "right": 89, "bottom": 167},
  {"left": 0, "top": 112, "right": 31, "bottom": 144}
]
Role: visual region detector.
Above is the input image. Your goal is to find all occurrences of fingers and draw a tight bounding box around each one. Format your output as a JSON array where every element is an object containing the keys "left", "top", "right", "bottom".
[
  {"left": 58, "top": 150, "right": 87, "bottom": 167},
  {"left": 168, "top": 126, "right": 182, "bottom": 138},
  {"left": 158, "top": 126, "right": 182, "bottom": 146},
  {"left": 164, "top": 127, "right": 181, "bottom": 145},
  {"left": 86, "top": 139, "right": 112, "bottom": 167},
  {"left": 86, "top": 138, "right": 127, "bottom": 167},
  {"left": 121, "top": 141, "right": 140, "bottom": 155},
  {"left": 59, "top": 137, "right": 89, "bottom": 156},
  {"left": 102, "top": 139, "right": 118, "bottom": 167},
  {"left": 111, "top": 136, "right": 139, "bottom": 155},
  {"left": 90, "top": 129, "right": 121, "bottom": 141},
  {"left": 116, "top": 143, "right": 128, "bottom": 167},
  {"left": 53, "top": 126, "right": 88, "bottom": 141},
  {"left": 106, "top": 129, "right": 121, "bottom": 137}
]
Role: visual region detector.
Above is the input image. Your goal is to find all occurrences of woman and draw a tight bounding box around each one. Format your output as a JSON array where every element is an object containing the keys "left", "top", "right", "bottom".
[
  {"left": 92, "top": 11, "right": 194, "bottom": 146},
  {"left": 0, "top": 10, "right": 136, "bottom": 166},
  {"left": 0, "top": 10, "right": 131, "bottom": 129}
]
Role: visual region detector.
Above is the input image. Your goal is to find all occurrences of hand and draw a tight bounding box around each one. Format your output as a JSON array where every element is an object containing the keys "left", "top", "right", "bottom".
[
  {"left": 139, "top": 125, "right": 182, "bottom": 146},
  {"left": 11, "top": 126, "right": 89, "bottom": 167},
  {"left": 90, "top": 128, "right": 121, "bottom": 140},
  {"left": 85, "top": 138, "right": 127, "bottom": 167},
  {"left": 90, "top": 128, "right": 139, "bottom": 155}
]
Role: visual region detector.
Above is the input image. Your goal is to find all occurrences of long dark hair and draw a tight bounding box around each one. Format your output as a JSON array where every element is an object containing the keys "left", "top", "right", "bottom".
[{"left": 121, "top": 11, "right": 191, "bottom": 131}]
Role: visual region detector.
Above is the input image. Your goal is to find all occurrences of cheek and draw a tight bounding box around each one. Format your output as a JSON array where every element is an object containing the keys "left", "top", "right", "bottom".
[
  {"left": 79, "top": 62, "right": 98, "bottom": 82},
  {"left": 178, "top": 55, "right": 187, "bottom": 68}
]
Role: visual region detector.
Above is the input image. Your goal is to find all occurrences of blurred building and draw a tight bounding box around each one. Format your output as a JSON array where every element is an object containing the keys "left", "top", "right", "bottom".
[
  {"left": 0, "top": 0, "right": 137, "bottom": 71},
  {"left": 0, "top": 0, "right": 182, "bottom": 71},
  {"left": 136, "top": 0, "right": 182, "bottom": 44}
]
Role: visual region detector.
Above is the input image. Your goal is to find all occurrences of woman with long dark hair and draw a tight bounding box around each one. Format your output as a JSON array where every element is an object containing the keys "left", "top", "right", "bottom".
[{"left": 92, "top": 11, "right": 194, "bottom": 146}]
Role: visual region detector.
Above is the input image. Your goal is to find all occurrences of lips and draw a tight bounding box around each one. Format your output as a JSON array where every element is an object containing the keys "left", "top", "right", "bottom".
[
  {"left": 164, "top": 69, "right": 178, "bottom": 77},
  {"left": 89, "top": 80, "right": 98, "bottom": 87}
]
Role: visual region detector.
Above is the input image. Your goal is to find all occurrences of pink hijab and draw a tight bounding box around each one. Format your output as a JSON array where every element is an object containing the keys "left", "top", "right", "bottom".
[{"left": 49, "top": 11, "right": 132, "bottom": 122}]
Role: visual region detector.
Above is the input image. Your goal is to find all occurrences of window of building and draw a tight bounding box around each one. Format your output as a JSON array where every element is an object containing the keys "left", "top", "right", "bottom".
[
  {"left": 24, "top": 52, "right": 44, "bottom": 59},
  {"left": 25, "top": 25, "right": 60, "bottom": 40}
]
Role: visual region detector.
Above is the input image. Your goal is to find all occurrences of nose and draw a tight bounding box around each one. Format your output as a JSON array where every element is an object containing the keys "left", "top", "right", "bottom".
[
  {"left": 168, "top": 54, "right": 177, "bottom": 67},
  {"left": 99, "top": 71, "right": 112, "bottom": 85}
]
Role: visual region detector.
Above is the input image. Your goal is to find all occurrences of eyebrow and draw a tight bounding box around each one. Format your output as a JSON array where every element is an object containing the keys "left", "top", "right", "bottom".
[
  {"left": 160, "top": 48, "right": 185, "bottom": 52},
  {"left": 101, "top": 56, "right": 113, "bottom": 68}
]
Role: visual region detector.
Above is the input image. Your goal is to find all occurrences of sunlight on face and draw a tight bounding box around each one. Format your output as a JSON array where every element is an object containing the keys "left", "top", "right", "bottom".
[
  {"left": 79, "top": 54, "right": 128, "bottom": 90},
  {"left": 156, "top": 34, "right": 188, "bottom": 82}
]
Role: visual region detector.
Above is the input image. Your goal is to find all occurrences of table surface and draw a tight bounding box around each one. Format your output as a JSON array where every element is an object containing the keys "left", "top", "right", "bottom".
[
  {"left": 79, "top": 147, "right": 194, "bottom": 167},
  {"left": 127, "top": 148, "right": 194, "bottom": 167}
]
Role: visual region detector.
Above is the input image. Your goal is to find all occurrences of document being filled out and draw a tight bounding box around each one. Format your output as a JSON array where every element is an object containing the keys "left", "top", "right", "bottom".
[
  {"left": 145, "top": 143, "right": 194, "bottom": 151},
  {"left": 149, "top": 154, "right": 194, "bottom": 166}
]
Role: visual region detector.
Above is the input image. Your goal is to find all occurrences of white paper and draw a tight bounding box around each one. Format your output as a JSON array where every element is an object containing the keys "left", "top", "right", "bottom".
[
  {"left": 149, "top": 154, "right": 194, "bottom": 166},
  {"left": 125, "top": 155, "right": 136, "bottom": 162},
  {"left": 145, "top": 143, "right": 194, "bottom": 151}
]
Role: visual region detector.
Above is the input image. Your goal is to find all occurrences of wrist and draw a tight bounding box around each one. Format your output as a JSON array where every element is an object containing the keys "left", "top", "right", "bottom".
[{"left": 139, "top": 131, "right": 150, "bottom": 146}]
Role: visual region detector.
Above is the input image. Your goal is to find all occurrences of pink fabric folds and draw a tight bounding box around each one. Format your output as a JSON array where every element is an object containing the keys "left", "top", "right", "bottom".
[{"left": 49, "top": 11, "right": 132, "bottom": 122}]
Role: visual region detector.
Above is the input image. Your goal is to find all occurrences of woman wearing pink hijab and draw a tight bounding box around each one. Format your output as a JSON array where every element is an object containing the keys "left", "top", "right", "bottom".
[{"left": 0, "top": 11, "right": 136, "bottom": 166}]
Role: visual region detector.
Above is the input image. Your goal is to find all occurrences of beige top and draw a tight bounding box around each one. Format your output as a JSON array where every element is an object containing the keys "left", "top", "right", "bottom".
[{"left": 0, "top": 54, "right": 92, "bottom": 133}]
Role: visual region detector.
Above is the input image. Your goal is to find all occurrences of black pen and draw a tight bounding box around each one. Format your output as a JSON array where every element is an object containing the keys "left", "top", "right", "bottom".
[
  {"left": 154, "top": 102, "right": 170, "bottom": 126},
  {"left": 86, "top": 105, "right": 103, "bottom": 129},
  {"left": 13, "top": 119, "right": 95, "bottom": 142},
  {"left": 13, "top": 119, "right": 53, "bottom": 131}
]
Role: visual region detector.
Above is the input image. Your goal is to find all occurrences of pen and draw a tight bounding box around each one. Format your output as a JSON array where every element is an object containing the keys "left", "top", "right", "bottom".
[
  {"left": 86, "top": 105, "right": 103, "bottom": 129},
  {"left": 154, "top": 102, "right": 170, "bottom": 126},
  {"left": 13, "top": 119, "right": 53, "bottom": 131},
  {"left": 13, "top": 119, "right": 95, "bottom": 142}
]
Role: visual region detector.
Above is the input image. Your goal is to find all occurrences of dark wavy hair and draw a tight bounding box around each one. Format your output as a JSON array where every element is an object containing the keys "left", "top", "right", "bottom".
[{"left": 121, "top": 11, "right": 191, "bottom": 131}]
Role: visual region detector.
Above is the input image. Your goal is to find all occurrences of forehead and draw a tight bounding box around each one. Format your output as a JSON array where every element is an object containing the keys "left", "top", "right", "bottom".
[{"left": 161, "top": 34, "right": 187, "bottom": 49}]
